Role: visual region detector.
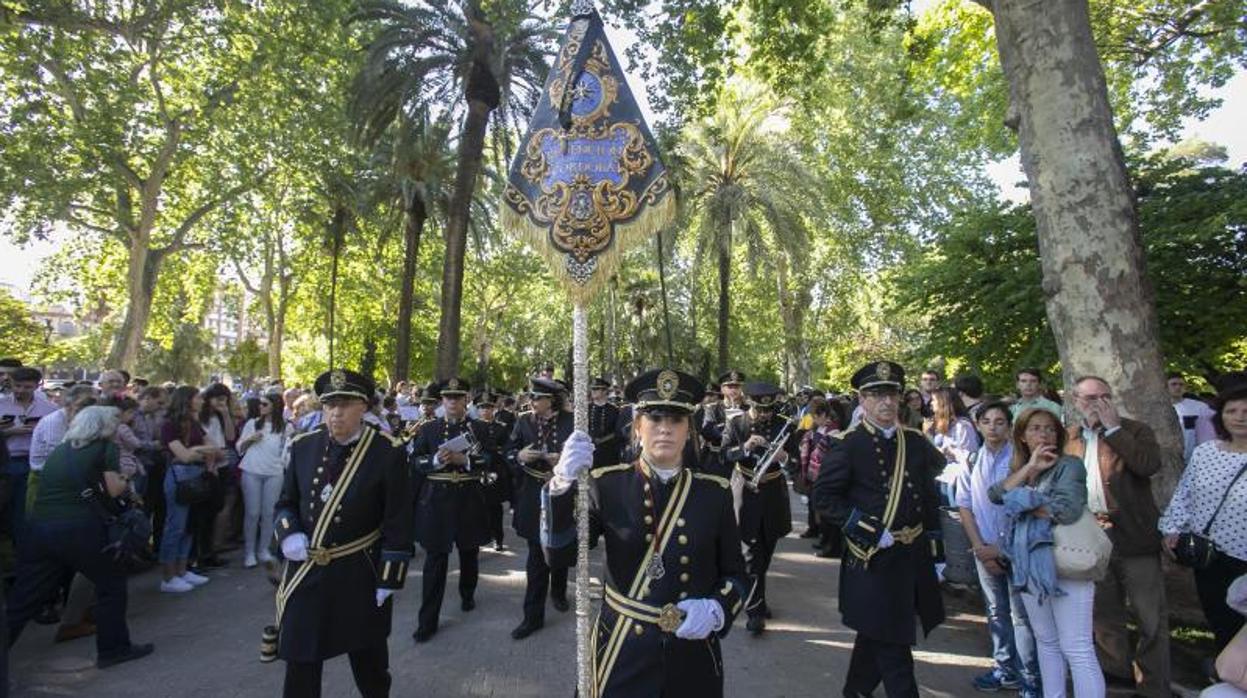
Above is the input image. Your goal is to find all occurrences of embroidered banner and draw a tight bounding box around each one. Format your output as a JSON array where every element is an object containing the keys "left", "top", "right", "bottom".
[{"left": 502, "top": 1, "right": 675, "bottom": 302}]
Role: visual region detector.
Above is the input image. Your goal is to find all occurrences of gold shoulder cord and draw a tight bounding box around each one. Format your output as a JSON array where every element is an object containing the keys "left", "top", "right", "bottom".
[
  {"left": 273, "top": 428, "right": 377, "bottom": 629},
  {"left": 844, "top": 430, "right": 908, "bottom": 568},
  {"left": 593, "top": 467, "right": 693, "bottom": 695}
]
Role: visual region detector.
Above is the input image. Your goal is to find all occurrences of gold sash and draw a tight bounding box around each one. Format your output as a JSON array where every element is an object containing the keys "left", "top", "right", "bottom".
[
  {"left": 845, "top": 425, "right": 909, "bottom": 568},
  {"left": 593, "top": 466, "right": 693, "bottom": 697},
  {"left": 273, "top": 428, "right": 376, "bottom": 629}
]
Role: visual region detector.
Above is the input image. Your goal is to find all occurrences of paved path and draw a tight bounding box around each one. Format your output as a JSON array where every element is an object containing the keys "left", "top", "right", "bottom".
[{"left": 9, "top": 495, "right": 1004, "bottom": 697}]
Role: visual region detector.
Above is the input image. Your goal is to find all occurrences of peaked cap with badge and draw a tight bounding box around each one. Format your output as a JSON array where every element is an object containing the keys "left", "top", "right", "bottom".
[
  {"left": 438, "top": 377, "right": 471, "bottom": 397},
  {"left": 742, "top": 382, "right": 783, "bottom": 408},
  {"left": 624, "top": 369, "right": 704, "bottom": 416},
  {"left": 850, "top": 360, "right": 905, "bottom": 392},
  {"left": 718, "top": 370, "right": 746, "bottom": 387},
  {"left": 314, "top": 368, "right": 375, "bottom": 402}
]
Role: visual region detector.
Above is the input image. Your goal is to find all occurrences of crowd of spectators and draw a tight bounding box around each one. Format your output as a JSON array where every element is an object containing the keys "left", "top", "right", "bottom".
[{"left": 0, "top": 357, "right": 1244, "bottom": 698}]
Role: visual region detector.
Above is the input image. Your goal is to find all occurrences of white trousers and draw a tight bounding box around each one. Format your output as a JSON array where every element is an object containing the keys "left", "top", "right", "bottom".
[
  {"left": 1021, "top": 578, "right": 1106, "bottom": 698},
  {"left": 241, "top": 470, "right": 283, "bottom": 560}
]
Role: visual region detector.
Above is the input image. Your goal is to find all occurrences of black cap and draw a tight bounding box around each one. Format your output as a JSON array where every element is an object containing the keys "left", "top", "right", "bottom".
[
  {"left": 744, "top": 382, "right": 783, "bottom": 407},
  {"left": 420, "top": 382, "right": 440, "bottom": 404},
  {"left": 590, "top": 377, "right": 611, "bottom": 390},
  {"left": 706, "top": 382, "right": 721, "bottom": 396},
  {"left": 314, "top": 369, "right": 375, "bottom": 402},
  {"left": 625, "top": 369, "right": 704, "bottom": 416},
  {"left": 718, "top": 370, "right": 745, "bottom": 386},
  {"left": 851, "top": 361, "right": 905, "bottom": 392},
  {"left": 438, "top": 377, "right": 470, "bottom": 397},
  {"left": 476, "top": 390, "right": 498, "bottom": 407},
  {"left": 528, "top": 377, "right": 567, "bottom": 397}
]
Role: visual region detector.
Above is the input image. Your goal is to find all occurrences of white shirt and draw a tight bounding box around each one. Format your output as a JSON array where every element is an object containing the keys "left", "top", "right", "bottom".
[
  {"left": 28, "top": 408, "right": 70, "bottom": 472},
  {"left": 1172, "top": 398, "right": 1216, "bottom": 464},
  {"left": 238, "top": 419, "right": 292, "bottom": 478}
]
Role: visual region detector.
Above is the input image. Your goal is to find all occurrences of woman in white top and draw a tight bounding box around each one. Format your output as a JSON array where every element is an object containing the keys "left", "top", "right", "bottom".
[
  {"left": 1160, "top": 383, "right": 1247, "bottom": 655},
  {"left": 926, "top": 387, "right": 981, "bottom": 504},
  {"left": 237, "top": 392, "right": 291, "bottom": 568}
]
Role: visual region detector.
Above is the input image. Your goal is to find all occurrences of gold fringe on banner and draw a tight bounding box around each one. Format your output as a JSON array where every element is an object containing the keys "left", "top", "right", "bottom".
[{"left": 502, "top": 185, "right": 676, "bottom": 304}]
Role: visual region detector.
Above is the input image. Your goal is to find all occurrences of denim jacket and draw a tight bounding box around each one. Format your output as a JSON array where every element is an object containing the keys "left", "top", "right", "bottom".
[{"left": 989, "top": 455, "right": 1089, "bottom": 602}]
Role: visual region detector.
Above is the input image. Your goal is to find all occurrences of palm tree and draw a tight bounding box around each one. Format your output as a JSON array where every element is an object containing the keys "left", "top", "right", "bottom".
[
  {"left": 313, "top": 170, "right": 369, "bottom": 370},
  {"left": 352, "top": 113, "right": 457, "bottom": 383},
  {"left": 678, "top": 83, "right": 818, "bottom": 376},
  {"left": 351, "top": 0, "right": 554, "bottom": 379}
]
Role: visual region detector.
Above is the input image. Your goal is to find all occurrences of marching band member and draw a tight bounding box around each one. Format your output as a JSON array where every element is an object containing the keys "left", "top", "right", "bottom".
[{"left": 543, "top": 368, "right": 748, "bottom": 696}]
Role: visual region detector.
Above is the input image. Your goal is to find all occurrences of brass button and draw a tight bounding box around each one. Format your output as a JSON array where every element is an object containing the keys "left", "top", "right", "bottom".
[
  {"left": 643, "top": 482, "right": 651, "bottom": 491},
  {"left": 316, "top": 467, "right": 324, "bottom": 473},
  {"left": 678, "top": 591, "right": 688, "bottom": 600},
  {"left": 645, "top": 533, "right": 654, "bottom": 543},
  {"left": 679, "top": 572, "right": 690, "bottom": 582},
  {"left": 880, "top": 470, "right": 887, "bottom": 477},
  {"left": 678, "top": 534, "right": 688, "bottom": 545},
  {"left": 633, "top": 625, "right": 644, "bottom": 636},
  {"left": 643, "top": 499, "right": 653, "bottom": 509},
  {"left": 680, "top": 555, "right": 690, "bottom": 565},
  {"left": 676, "top": 518, "right": 686, "bottom": 527},
  {"left": 313, "top": 478, "right": 320, "bottom": 485},
  {"left": 644, "top": 515, "right": 654, "bottom": 525},
  {"left": 334, "top": 516, "right": 342, "bottom": 523}
]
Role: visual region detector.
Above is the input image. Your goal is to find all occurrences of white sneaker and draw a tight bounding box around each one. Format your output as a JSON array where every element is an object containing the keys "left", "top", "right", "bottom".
[
  {"left": 160, "top": 578, "right": 194, "bottom": 593},
  {"left": 180, "top": 571, "right": 210, "bottom": 586},
  {"left": 243, "top": 554, "right": 258, "bottom": 569}
]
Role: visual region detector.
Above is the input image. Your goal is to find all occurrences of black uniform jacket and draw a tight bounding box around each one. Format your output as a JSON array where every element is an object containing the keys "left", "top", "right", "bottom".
[
  {"left": 409, "top": 417, "right": 492, "bottom": 553},
  {"left": 589, "top": 401, "right": 622, "bottom": 467},
  {"left": 812, "top": 421, "right": 945, "bottom": 645},
  {"left": 544, "top": 463, "right": 748, "bottom": 697},
  {"left": 721, "top": 412, "right": 795, "bottom": 546},
  {"left": 273, "top": 425, "right": 414, "bottom": 662},
  {"left": 505, "top": 410, "right": 575, "bottom": 540},
  {"left": 695, "top": 403, "right": 729, "bottom": 478},
  {"left": 473, "top": 418, "right": 513, "bottom": 504}
]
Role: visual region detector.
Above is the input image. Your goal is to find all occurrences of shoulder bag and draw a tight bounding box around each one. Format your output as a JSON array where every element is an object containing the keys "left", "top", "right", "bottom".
[
  {"left": 172, "top": 464, "right": 214, "bottom": 506},
  {"left": 79, "top": 444, "right": 153, "bottom": 562},
  {"left": 1041, "top": 463, "right": 1113, "bottom": 582},
  {"left": 1174, "top": 458, "right": 1247, "bottom": 570}
]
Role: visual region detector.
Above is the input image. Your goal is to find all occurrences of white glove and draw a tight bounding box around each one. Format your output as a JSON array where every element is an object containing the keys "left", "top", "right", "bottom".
[
  {"left": 674, "top": 598, "right": 724, "bottom": 640},
  {"left": 554, "top": 430, "right": 594, "bottom": 482},
  {"left": 281, "top": 532, "right": 309, "bottom": 561},
  {"left": 375, "top": 588, "right": 394, "bottom": 607},
  {"left": 878, "top": 530, "right": 895, "bottom": 549}
]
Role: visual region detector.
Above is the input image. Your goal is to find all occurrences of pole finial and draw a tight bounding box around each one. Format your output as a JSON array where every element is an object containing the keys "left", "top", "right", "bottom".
[{"left": 570, "top": 0, "right": 595, "bottom": 18}]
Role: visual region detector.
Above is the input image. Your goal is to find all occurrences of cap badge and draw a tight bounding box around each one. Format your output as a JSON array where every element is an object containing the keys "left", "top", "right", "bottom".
[
  {"left": 448, "top": 378, "right": 459, "bottom": 391},
  {"left": 656, "top": 370, "right": 679, "bottom": 400},
  {"left": 876, "top": 362, "right": 891, "bottom": 381},
  {"left": 329, "top": 369, "right": 346, "bottom": 390}
]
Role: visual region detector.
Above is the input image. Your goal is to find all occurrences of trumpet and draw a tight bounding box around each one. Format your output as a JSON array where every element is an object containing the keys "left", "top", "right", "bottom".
[{"left": 747, "top": 416, "right": 798, "bottom": 491}]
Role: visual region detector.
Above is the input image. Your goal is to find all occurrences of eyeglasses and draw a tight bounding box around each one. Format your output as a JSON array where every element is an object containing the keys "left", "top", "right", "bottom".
[{"left": 862, "top": 391, "right": 900, "bottom": 401}]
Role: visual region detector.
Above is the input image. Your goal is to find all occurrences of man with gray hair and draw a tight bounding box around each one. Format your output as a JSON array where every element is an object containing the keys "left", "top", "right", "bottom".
[
  {"left": 1065, "top": 375, "right": 1171, "bottom": 698},
  {"left": 96, "top": 370, "right": 127, "bottom": 399}
]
